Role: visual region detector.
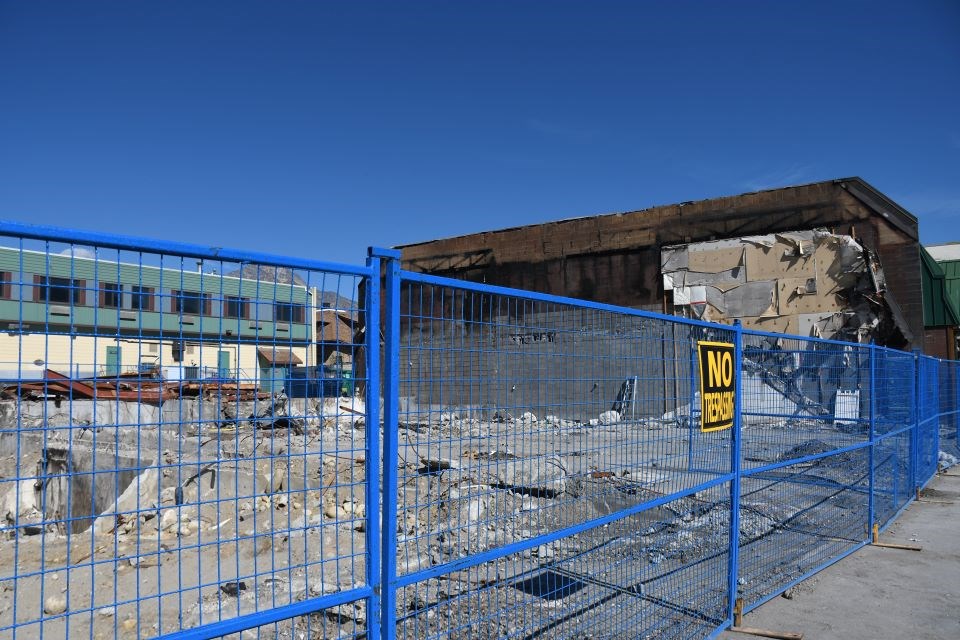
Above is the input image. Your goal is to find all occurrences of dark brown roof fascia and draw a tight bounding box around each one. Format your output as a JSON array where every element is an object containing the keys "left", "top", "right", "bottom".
[{"left": 835, "top": 178, "right": 918, "bottom": 241}]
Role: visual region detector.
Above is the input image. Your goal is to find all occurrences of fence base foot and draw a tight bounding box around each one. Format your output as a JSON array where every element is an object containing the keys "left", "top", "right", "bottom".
[
  {"left": 871, "top": 523, "right": 922, "bottom": 551},
  {"left": 872, "top": 541, "right": 923, "bottom": 551},
  {"left": 729, "top": 626, "right": 803, "bottom": 640}
]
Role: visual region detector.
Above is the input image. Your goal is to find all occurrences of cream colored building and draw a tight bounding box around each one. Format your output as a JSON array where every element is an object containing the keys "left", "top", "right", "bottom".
[{"left": 0, "top": 247, "right": 315, "bottom": 391}]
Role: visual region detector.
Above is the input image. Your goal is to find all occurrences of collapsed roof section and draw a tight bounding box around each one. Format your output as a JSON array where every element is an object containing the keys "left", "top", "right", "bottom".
[{"left": 661, "top": 229, "right": 912, "bottom": 346}]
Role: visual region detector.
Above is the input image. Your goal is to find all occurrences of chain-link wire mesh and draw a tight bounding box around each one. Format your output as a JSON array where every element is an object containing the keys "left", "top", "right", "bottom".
[
  {"left": 389, "top": 276, "right": 736, "bottom": 639},
  {"left": 735, "top": 331, "right": 873, "bottom": 611},
  {"left": 0, "top": 226, "right": 379, "bottom": 639}
]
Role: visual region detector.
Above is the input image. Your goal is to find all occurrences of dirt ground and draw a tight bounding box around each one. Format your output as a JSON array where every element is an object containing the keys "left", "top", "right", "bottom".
[{"left": 722, "top": 471, "right": 960, "bottom": 640}]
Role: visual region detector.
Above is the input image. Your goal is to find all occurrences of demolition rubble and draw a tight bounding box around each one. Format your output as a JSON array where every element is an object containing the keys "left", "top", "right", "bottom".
[{"left": 0, "top": 335, "right": 951, "bottom": 638}]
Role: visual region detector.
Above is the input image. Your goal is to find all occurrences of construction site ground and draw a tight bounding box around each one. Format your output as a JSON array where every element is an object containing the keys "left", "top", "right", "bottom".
[{"left": 722, "top": 471, "right": 960, "bottom": 640}]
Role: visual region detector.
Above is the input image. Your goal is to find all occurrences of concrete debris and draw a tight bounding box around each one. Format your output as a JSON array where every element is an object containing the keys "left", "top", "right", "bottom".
[
  {"left": 246, "top": 391, "right": 306, "bottom": 433},
  {"left": 490, "top": 458, "right": 567, "bottom": 498},
  {"left": 542, "top": 415, "right": 581, "bottom": 428},
  {"left": 2, "top": 479, "right": 45, "bottom": 534},
  {"left": 598, "top": 410, "right": 621, "bottom": 425},
  {"left": 0, "top": 375, "right": 917, "bottom": 639},
  {"left": 44, "top": 595, "right": 68, "bottom": 616},
  {"left": 0, "top": 384, "right": 376, "bottom": 635},
  {"left": 462, "top": 448, "right": 516, "bottom": 461},
  {"left": 419, "top": 457, "right": 458, "bottom": 473},
  {"left": 259, "top": 464, "right": 287, "bottom": 494},
  {"left": 323, "top": 601, "right": 366, "bottom": 625},
  {"left": 939, "top": 450, "right": 958, "bottom": 469},
  {"left": 219, "top": 581, "right": 247, "bottom": 597},
  {"left": 309, "top": 581, "right": 339, "bottom": 596}
]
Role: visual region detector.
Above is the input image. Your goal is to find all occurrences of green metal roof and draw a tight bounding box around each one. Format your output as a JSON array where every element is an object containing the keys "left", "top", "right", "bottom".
[{"left": 921, "top": 247, "right": 960, "bottom": 327}]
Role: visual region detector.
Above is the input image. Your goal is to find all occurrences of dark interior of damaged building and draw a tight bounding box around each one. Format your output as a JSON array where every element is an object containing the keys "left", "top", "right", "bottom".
[{"left": 397, "top": 177, "right": 958, "bottom": 360}]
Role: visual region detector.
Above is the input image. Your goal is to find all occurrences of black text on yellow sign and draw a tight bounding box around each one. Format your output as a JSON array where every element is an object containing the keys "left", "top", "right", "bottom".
[{"left": 697, "top": 340, "right": 736, "bottom": 432}]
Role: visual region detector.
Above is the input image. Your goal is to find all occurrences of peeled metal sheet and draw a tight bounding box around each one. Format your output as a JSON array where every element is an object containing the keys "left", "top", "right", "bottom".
[
  {"left": 776, "top": 230, "right": 816, "bottom": 245},
  {"left": 799, "top": 312, "right": 842, "bottom": 338},
  {"left": 663, "top": 272, "right": 680, "bottom": 291},
  {"left": 660, "top": 247, "right": 688, "bottom": 271},
  {"left": 720, "top": 280, "right": 778, "bottom": 317},
  {"left": 704, "top": 286, "right": 727, "bottom": 313},
  {"left": 689, "top": 285, "right": 706, "bottom": 304},
  {"left": 682, "top": 266, "right": 746, "bottom": 288}
]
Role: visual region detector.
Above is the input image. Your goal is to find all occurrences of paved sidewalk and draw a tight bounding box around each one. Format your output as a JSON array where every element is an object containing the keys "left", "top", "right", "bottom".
[{"left": 720, "top": 471, "right": 960, "bottom": 640}]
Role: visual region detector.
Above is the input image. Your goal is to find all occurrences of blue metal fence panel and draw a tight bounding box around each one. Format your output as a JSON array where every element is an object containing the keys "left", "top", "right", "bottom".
[
  {"left": 0, "top": 222, "right": 378, "bottom": 639},
  {"left": 388, "top": 272, "right": 735, "bottom": 639},
  {"left": 871, "top": 348, "right": 917, "bottom": 532},
  {"left": 937, "top": 359, "right": 960, "bottom": 466},
  {"left": 916, "top": 356, "right": 941, "bottom": 488},
  {"left": 0, "top": 221, "right": 951, "bottom": 640},
  {"left": 736, "top": 331, "right": 873, "bottom": 612}
]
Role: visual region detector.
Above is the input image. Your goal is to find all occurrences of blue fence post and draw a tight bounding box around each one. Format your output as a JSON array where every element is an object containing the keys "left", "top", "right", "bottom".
[
  {"left": 934, "top": 360, "right": 941, "bottom": 476},
  {"left": 364, "top": 248, "right": 384, "bottom": 640},
  {"left": 727, "top": 320, "right": 744, "bottom": 624},
  {"left": 867, "top": 342, "right": 876, "bottom": 538},
  {"left": 912, "top": 350, "right": 921, "bottom": 492},
  {"left": 372, "top": 247, "right": 402, "bottom": 640},
  {"left": 688, "top": 338, "right": 696, "bottom": 472}
]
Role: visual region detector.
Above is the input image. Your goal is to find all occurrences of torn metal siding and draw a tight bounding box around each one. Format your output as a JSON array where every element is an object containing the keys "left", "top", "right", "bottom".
[{"left": 662, "top": 230, "right": 911, "bottom": 345}]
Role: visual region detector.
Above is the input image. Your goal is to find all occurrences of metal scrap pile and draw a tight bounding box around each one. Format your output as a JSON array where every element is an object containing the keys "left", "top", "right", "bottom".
[{"left": 2, "top": 369, "right": 270, "bottom": 405}]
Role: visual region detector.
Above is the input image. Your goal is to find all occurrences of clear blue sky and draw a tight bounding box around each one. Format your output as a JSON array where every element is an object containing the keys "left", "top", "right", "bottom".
[{"left": 1, "top": 1, "right": 958, "bottom": 267}]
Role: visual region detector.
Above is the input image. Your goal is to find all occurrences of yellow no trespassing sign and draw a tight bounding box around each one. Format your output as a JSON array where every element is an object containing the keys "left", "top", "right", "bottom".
[{"left": 697, "top": 340, "right": 735, "bottom": 432}]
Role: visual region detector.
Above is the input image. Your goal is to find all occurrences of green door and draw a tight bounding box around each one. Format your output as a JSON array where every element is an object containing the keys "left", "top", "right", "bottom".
[
  {"left": 105, "top": 345, "right": 121, "bottom": 376},
  {"left": 260, "top": 365, "right": 286, "bottom": 393},
  {"left": 217, "top": 350, "right": 231, "bottom": 379}
]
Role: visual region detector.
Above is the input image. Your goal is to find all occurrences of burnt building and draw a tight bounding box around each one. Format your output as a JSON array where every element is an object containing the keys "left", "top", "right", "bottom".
[{"left": 399, "top": 177, "right": 929, "bottom": 352}]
